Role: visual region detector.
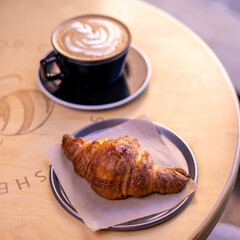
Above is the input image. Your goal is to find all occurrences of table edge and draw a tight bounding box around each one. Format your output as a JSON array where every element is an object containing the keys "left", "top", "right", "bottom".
[{"left": 136, "top": 0, "right": 240, "bottom": 238}]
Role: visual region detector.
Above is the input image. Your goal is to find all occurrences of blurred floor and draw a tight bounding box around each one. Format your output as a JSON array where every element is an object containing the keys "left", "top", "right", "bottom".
[
  {"left": 143, "top": 0, "right": 240, "bottom": 238},
  {"left": 219, "top": 169, "right": 240, "bottom": 225}
]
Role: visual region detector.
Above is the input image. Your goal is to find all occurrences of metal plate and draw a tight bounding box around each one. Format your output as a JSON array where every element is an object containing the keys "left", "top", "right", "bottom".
[{"left": 50, "top": 118, "right": 198, "bottom": 230}]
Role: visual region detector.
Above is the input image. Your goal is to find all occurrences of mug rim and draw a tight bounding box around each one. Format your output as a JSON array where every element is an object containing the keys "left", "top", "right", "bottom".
[
  {"left": 51, "top": 14, "right": 132, "bottom": 64},
  {"left": 52, "top": 42, "right": 131, "bottom": 65}
]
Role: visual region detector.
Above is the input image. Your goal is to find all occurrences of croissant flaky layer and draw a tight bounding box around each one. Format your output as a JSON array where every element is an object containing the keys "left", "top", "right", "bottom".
[{"left": 62, "top": 134, "right": 190, "bottom": 199}]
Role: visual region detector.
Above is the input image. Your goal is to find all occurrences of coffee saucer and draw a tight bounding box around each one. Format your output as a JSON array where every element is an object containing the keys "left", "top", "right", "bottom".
[{"left": 37, "top": 45, "right": 151, "bottom": 110}]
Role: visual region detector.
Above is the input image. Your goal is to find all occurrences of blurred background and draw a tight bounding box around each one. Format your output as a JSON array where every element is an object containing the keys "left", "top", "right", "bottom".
[
  {"left": 143, "top": 0, "right": 240, "bottom": 239},
  {"left": 143, "top": 0, "right": 240, "bottom": 96}
]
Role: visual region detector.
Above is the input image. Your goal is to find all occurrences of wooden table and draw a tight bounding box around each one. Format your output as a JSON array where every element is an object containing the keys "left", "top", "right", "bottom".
[{"left": 0, "top": 0, "right": 239, "bottom": 239}]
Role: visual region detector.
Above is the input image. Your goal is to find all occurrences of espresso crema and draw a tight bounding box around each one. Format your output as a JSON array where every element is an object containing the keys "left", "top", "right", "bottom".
[{"left": 52, "top": 15, "right": 131, "bottom": 61}]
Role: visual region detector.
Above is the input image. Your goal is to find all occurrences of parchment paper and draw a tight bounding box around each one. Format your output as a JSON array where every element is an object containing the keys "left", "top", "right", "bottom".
[{"left": 45, "top": 114, "right": 198, "bottom": 231}]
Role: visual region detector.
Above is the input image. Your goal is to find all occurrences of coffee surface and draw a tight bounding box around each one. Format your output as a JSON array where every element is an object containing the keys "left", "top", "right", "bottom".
[{"left": 52, "top": 15, "right": 131, "bottom": 61}]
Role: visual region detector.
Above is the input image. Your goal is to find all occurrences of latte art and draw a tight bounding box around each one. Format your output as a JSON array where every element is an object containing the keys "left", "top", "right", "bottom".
[
  {"left": 52, "top": 15, "right": 131, "bottom": 61},
  {"left": 65, "top": 20, "right": 121, "bottom": 57}
]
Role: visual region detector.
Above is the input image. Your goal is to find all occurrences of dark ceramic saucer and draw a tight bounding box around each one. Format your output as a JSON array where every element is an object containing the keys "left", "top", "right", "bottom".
[{"left": 37, "top": 46, "right": 151, "bottom": 110}]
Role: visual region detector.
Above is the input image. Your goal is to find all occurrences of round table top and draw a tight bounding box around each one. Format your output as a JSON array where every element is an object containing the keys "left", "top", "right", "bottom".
[{"left": 0, "top": 0, "right": 239, "bottom": 239}]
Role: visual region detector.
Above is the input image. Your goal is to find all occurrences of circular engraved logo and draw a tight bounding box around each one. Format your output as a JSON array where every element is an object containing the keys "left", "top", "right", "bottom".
[{"left": 0, "top": 89, "right": 54, "bottom": 136}]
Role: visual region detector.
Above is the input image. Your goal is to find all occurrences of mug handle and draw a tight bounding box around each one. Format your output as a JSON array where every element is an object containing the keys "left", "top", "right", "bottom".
[{"left": 40, "top": 53, "right": 65, "bottom": 81}]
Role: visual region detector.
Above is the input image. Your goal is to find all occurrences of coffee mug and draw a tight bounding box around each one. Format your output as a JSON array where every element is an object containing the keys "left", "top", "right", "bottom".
[{"left": 40, "top": 14, "right": 131, "bottom": 88}]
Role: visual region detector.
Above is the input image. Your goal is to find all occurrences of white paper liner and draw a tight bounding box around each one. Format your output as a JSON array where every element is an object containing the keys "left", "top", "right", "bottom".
[{"left": 45, "top": 114, "right": 198, "bottom": 231}]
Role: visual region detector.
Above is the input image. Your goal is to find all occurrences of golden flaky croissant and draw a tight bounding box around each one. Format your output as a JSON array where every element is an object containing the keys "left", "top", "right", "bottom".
[{"left": 62, "top": 134, "right": 190, "bottom": 199}]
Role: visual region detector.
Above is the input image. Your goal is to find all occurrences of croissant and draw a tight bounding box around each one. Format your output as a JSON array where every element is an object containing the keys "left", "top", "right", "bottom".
[{"left": 62, "top": 134, "right": 190, "bottom": 199}]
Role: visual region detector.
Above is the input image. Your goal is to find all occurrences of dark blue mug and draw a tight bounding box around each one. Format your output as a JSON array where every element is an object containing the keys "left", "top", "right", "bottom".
[{"left": 40, "top": 14, "right": 131, "bottom": 89}]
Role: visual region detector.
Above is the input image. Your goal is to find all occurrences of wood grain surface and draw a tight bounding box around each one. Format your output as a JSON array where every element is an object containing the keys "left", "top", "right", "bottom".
[{"left": 0, "top": 0, "right": 239, "bottom": 239}]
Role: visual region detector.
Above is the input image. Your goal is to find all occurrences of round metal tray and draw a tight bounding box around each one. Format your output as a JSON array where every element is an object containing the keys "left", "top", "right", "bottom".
[{"left": 50, "top": 118, "right": 198, "bottom": 230}]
